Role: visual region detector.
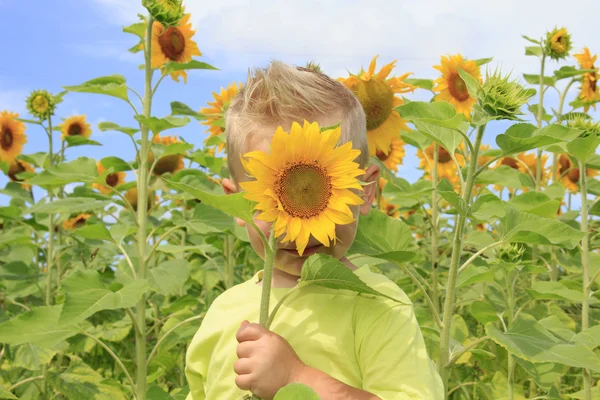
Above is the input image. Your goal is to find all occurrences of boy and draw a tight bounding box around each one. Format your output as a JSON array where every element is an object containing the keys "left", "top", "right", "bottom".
[{"left": 185, "top": 61, "right": 444, "bottom": 400}]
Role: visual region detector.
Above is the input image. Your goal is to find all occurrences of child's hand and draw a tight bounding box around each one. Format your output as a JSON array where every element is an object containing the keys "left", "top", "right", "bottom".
[{"left": 234, "top": 320, "right": 305, "bottom": 400}]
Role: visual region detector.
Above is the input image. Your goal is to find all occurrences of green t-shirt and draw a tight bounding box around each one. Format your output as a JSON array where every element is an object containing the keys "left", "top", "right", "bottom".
[{"left": 185, "top": 266, "right": 444, "bottom": 399}]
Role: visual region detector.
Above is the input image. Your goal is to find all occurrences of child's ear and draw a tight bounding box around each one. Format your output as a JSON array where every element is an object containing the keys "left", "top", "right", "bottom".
[
  {"left": 359, "top": 164, "right": 380, "bottom": 216},
  {"left": 222, "top": 178, "right": 246, "bottom": 227}
]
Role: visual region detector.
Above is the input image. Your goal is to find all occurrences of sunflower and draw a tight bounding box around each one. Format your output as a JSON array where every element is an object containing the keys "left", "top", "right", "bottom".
[
  {"left": 151, "top": 13, "right": 201, "bottom": 83},
  {"left": 417, "top": 142, "right": 465, "bottom": 186},
  {"left": 240, "top": 121, "right": 365, "bottom": 256},
  {"left": 339, "top": 56, "right": 415, "bottom": 156},
  {"left": 433, "top": 54, "right": 481, "bottom": 119},
  {"left": 125, "top": 187, "right": 155, "bottom": 212},
  {"left": 63, "top": 214, "right": 92, "bottom": 230},
  {"left": 516, "top": 152, "right": 548, "bottom": 184},
  {"left": 545, "top": 27, "right": 571, "bottom": 60},
  {"left": 26, "top": 90, "right": 56, "bottom": 120},
  {"left": 59, "top": 116, "right": 92, "bottom": 140},
  {"left": 143, "top": 0, "right": 183, "bottom": 27},
  {"left": 8, "top": 159, "right": 34, "bottom": 189},
  {"left": 200, "top": 82, "right": 242, "bottom": 152},
  {"left": 149, "top": 135, "right": 186, "bottom": 175},
  {"left": 376, "top": 135, "right": 405, "bottom": 172},
  {"left": 574, "top": 48, "right": 599, "bottom": 112},
  {"left": 0, "top": 111, "right": 27, "bottom": 164},
  {"left": 557, "top": 154, "right": 598, "bottom": 193},
  {"left": 93, "top": 161, "right": 126, "bottom": 194}
]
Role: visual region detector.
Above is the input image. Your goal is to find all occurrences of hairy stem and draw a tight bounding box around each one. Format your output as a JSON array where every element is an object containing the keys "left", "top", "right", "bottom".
[
  {"left": 259, "top": 230, "right": 277, "bottom": 326},
  {"left": 535, "top": 54, "right": 546, "bottom": 191},
  {"left": 431, "top": 144, "right": 440, "bottom": 313},
  {"left": 580, "top": 160, "right": 592, "bottom": 400}
]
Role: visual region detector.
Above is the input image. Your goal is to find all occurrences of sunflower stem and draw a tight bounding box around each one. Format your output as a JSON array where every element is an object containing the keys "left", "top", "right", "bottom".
[
  {"left": 579, "top": 159, "right": 592, "bottom": 400},
  {"left": 438, "top": 125, "right": 484, "bottom": 395},
  {"left": 506, "top": 268, "right": 515, "bottom": 400},
  {"left": 259, "top": 229, "right": 277, "bottom": 327},
  {"left": 431, "top": 144, "right": 440, "bottom": 313},
  {"left": 134, "top": 15, "right": 155, "bottom": 400},
  {"left": 535, "top": 55, "right": 546, "bottom": 192}
]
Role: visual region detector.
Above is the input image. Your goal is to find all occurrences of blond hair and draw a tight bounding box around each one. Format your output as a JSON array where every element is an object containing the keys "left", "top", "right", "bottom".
[{"left": 225, "top": 61, "right": 368, "bottom": 183}]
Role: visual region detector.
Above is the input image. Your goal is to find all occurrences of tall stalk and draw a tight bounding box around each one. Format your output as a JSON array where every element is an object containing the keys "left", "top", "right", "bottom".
[
  {"left": 45, "top": 117, "right": 55, "bottom": 306},
  {"left": 134, "top": 16, "right": 154, "bottom": 400},
  {"left": 259, "top": 232, "right": 277, "bottom": 326},
  {"left": 579, "top": 160, "right": 591, "bottom": 400},
  {"left": 431, "top": 144, "right": 440, "bottom": 312},
  {"left": 535, "top": 55, "right": 546, "bottom": 191},
  {"left": 438, "top": 126, "right": 485, "bottom": 392},
  {"left": 506, "top": 269, "right": 515, "bottom": 400}
]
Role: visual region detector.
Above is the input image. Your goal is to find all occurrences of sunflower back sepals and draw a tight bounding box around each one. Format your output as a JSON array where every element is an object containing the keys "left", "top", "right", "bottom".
[
  {"left": 544, "top": 27, "right": 572, "bottom": 61},
  {"left": 143, "top": 0, "right": 184, "bottom": 27},
  {"left": 480, "top": 69, "right": 536, "bottom": 121}
]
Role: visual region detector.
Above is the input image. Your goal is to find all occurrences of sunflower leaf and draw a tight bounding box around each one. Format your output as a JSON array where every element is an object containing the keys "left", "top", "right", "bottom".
[
  {"left": 567, "top": 135, "right": 600, "bottom": 162},
  {"left": 64, "top": 136, "right": 102, "bottom": 148},
  {"left": 26, "top": 157, "right": 98, "bottom": 186},
  {"left": 100, "top": 156, "right": 132, "bottom": 172},
  {"left": 496, "top": 123, "right": 581, "bottom": 155},
  {"left": 122, "top": 22, "right": 146, "bottom": 39},
  {"left": 301, "top": 254, "right": 407, "bottom": 304},
  {"left": 72, "top": 224, "right": 114, "bottom": 242},
  {"left": 523, "top": 74, "right": 556, "bottom": 86},
  {"left": 164, "top": 60, "right": 219, "bottom": 74},
  {"left": 554, "top": 66, "right": 595, "bottom": 80},
  {"left": 437, "top": 179, "right": 468, "bottom": 216},
  {"left": 405, "top": 78, "right": 434, "bottom": 91},
  {"left": 0, "top": 305, "right": 78, "bottom": 347},
  {"left": 522, "top": 35, "right": 541, "bottom": 44},
  {"left": 28, "top": 197, "right": 111, "bottom": 215},
  {"left": 170, "top": 101, "right": 208, "bottom": 120},
  {"left": 135, "top": 115, "right": 190, "bottom": 135},
  {"left": 476, "top": 166, "right": 533, "bottom": 190},
  {"left": 458, "top": 67, "right": 484, "bottom": 100},
  {"left": 64, "top": 75, "right": 129, "bottom": 102},
  {"left": 98, "top": 121, "right": 139, "bottom": 136},
  {"left": 525, "top": 46, "right": 544, "bottom": 58}
]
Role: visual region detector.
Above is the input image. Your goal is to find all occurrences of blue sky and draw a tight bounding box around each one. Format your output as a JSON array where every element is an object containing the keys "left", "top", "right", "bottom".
[{"left": 0, "top": 0, "right": 598, "bottom": 207}]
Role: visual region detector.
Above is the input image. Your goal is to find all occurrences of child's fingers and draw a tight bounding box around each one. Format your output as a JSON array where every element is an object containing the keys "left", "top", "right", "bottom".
[
  {"left": 233, "top": 358, "right": 252, "bottom": 375},
  {"left": 236, "top": 322, "right": 265, "bottom": 343},
  {"left": 236, "top": 341, "right": 255, "bottom": 358},
  {"left": 235, "top": 373, "right": 254, "bottom": 391}
]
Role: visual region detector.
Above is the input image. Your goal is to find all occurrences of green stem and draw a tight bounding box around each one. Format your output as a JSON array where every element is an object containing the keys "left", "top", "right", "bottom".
[
  {"left": 580, "top": 160, "right": 592, "bottom": 400},
  {"left": 438, "top": 125, "right": 485, "bottom": 393},
  {"left": 507, "top": 270, "right": 515, "bottom": 400},
  {"left": 146, "top": 315, "right": 204, "bottom": 368},
  {"left": 45, "top": 117, "right": 54, "bottom": 306},
  {"left": 431, "top": 144, "right": 440, "bottom": 313},
  {"left": 535, "top": 55, "right": 546, "bottom": 191},
  {"left": 259, "top": 230, "right": 277, "bottom": 327},
  {"left": 134, "top": 16, "right": 155, "bottom": 400}
]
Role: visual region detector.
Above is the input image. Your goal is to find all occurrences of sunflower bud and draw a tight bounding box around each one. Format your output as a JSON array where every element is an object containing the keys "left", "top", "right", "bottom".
[
  {"left": 495, "top": 242, "right": 526, "bottom": 264},
  {"left": 544, "top": 27, "right": 572, "bottom": 60},
  {"left": 566, "top": 116, "right": 600, "bottom": 138},
  {"left": 26, "top": 90, "right": 56, "bottom": 120},
  {"left": 143, "top": 0, "right": 184, "bottom": 27},
  {"left": 480, "top": 69, "right": 535, "bottom": 120}
]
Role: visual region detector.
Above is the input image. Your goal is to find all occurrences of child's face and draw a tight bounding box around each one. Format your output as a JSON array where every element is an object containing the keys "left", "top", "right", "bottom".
[{"left": 222, "top": 119, "right": 379, "bottom": 277}]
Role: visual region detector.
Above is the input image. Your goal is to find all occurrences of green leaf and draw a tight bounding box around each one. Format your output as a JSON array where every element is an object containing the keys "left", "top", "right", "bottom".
[
  {"left": 474, "top": 57, "right": 493, "bottom": 66},
  {"left": 170, "top": 101, "right": 207, "bottom": 120},
  {"left": 528, "top": 104, "right": 552, "bottom": 123},
  {"left": 64, "top": 75, "right": 129, "bottom": 102},
  {"left": 476, "top": 166, "right": 533, "bottom": 190},
  {"left": 0, "top": 305, "right": 78, "bottom": 347},
  {"left": 457, "top": 266, "right": 495, "bottom": 288},
  {"left": 176, "top": 203, "right": 245, "bottom": 240},
  {"left": 274, "top": 383, "right": 320, "bottom": 400},
  {"left": 522, "top": 35, "right": 541, "bottom": 44},
  {"left": 0, "top": 206, "right": 22, "bottom": 219},
  {"left": 567, "top": 135, "right": 600, "bottom": 162},
  {"left": 525, "top": 46, "right": 543, "bottom": 57},
  {"left": 501, "top": 206, "right": 585, "bottom": 249},
  {"left": 14, "top": 343, "right": 57, "bottom": 370},
  {"left": 458, "top": 67, "right": 484, "bottom": 99},
  {"left": 471, "top": 301, "right": 500, "bottom": 325},
  {"left": 349, "top": 210, "right": 416, "bottom": 264},
  {"left": 49, "top": 360, "right": 128, "bottom": 400},
  {"left": 163, "top": 60, "right": 219, "bottom": 74},
  {"left": 508, "top": 192, "right": 560, "bottom": 218},
  {"left": 73, "top": 224, "right": 114, "bottom": 242},
  {"left": 470, "top": 194, "right": 506, "bottom": 220},
  {"left": 135, "top": 115, "right": 190, "bottom": 135},
  {"left": 522, "top": 74, "right": 556, "bottom": 86},
  {"left": 100, "top": 156, "right": 132, "bottom": 172},
  {"left": 27, "top": 157, "right": 98, "bottom": 186},
  {"left": 496, "top": 123, "right": 581, "bottom": 155},
  {"left": 404, "top": 78, "right": 433, "bottom": 91},
  {"left": 565, "top": 387, "right": 600, "bottom": 399},
  {"left": 146, "top": 385, "right": 170, "bottom": 400},
  {"left": 0, "top": 386, "right": 17, "bottom": 399},
  {"left": 301, "top": 254, "right": 406, "bottom": 303},
  {"left": 554, "top": 66, "right": 595, "bottom": 80},
  {"left": 149, "top": 259, "right": 191, "bottom": 296},
  {"left": 528, "top": 281, "right": 584, "bottom": 302},
  {"left": 98, "top": 121, "right": 139, "bottom": 136},
  {"left": 159, "top": 142, "right": 194, "bottom": 158},
  {"left": 59, "top": 269, "right": 148, "bottom": 325},
  {"left": 396, "top": 101, "right": 465, "bottom": 153},
  {"left": 29, "top": 197, "right": 110, "bottom": 214},
  {"left": 437, "top": 179, "right": 468, "bottom": 215},
  {"left": 123, "top": 22, "right": 146, "bottom": 39},
  {"left": 573, "top": 325, "right": 600, "bottom": 349},
  {"left": 88, "top": 319, "right": 132, "bottom": 342},
  {"left": 515, "top": 358, "right": 563, "bottom": 391},
  {"left": 64, "top": 136, "right": 102, "bottom": 148},
  {"left": 569, "top": 98, "right": 600, "bottom": 110},
  {"left": 163, "top": 178, "right": 255, "bottom": 222},
  {"left": 485, "top": 318, "right": 600, "bottom": 371}
]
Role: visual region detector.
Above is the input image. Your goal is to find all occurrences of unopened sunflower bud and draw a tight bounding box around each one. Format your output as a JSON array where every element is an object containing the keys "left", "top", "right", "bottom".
[
  {"left": 143, "top": 0, "right": 184, "bottom": 27},
  {"left": 496, "top": 242, "right": 526, "bottom": 264},
  {"left": 481, "top": 69, "right": 535, "bottom": 120},
  {"left": 544, "top": 27, "right": 572, "bottom": 60},
  {"left": 566, "top": 116, "right": 600, "bottom": 138},
  {"left": 26, "top": 90, "right": 56, "bottom": 120}
]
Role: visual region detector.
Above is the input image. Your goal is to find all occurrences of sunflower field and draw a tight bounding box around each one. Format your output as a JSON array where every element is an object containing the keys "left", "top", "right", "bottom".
[{"left": 1, "top": 1, "right": 600, "bottom": 399}]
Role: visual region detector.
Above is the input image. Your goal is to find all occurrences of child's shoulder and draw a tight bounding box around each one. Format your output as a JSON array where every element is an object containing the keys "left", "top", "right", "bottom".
[{"left": 354, "top": 265, "right": 412, "bottom": 305}]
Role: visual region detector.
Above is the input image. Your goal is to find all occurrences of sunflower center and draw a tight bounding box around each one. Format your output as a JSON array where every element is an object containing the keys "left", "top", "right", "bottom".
[
  {"left": 8, "top": 161, "right": 25, "bottom": 182},
  {"left": 558, "top": 156, "right": 571, "bottom": 174},
  {"left": 32, "top": 95, "right": 49, "bottom": 112},
  {"left": 75, "top": 217, "right": 87, "bottom": 227},
  {"left": 567, "top": 168, "right": 580, "bottom": 183},
  {"left": 275, "top": 161, "right": 332, "bottom": 219},
  {"left": 158, "top": 27, "right": 186, "bottom": 61},
  {"left": 1, "top": 126, "right": 13, "bottom": 150},
  {"left": 354, "top": 79, "right": 394, "bottom": 130},
  {"left": 68, "top": 123, "right": 83, "bottom": 136},
  {"left": 448, "top": 73, "right": 470, "bottom": 102},
  {"left": 437, "top": 146, "right": 452, "bottom": 163},
  {"left": 376, "top": 149, "right": 389, "bottom": 162},
  {"left": 501, "top": 157, "right": 519, "bottom": 169},
  {"left": 590, "top": 72, "right": 597, "bottom": 92},
  {"left": 552, "top": 35, "right": 566, "bottom": 52},
  {"left": 106, "top": 173, "right": 119, "bottom": 187}
]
